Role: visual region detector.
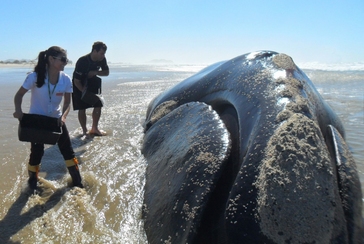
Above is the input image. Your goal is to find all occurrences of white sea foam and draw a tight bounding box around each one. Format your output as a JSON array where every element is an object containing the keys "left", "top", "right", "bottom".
[{"left": 298, "top": 62, "right": 364, "bottom": 71}]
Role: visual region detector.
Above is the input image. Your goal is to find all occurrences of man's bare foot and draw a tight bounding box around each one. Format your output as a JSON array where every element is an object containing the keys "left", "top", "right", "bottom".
[
  {"left": 89, "top": 129, "right": 107, "bottom": 136},
  {"left": 81, "top": 133, "right": 92, "bottom": 140}
]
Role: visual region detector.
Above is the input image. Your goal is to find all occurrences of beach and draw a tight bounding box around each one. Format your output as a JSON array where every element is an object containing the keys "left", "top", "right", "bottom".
[{"left": 0, "top": 64, "right": 363, "bottom": 243}]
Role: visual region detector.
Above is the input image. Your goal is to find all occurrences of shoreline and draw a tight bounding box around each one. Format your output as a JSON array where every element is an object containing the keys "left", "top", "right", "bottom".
[
  {"left": 2, "top": 63, "right": 364, "bottom": 73},
  {"left": 0, "top": 63, "right": 34, "bottom": 68},
  {"left": 0, "top": 63, "right": 76, "bottom": 69}
]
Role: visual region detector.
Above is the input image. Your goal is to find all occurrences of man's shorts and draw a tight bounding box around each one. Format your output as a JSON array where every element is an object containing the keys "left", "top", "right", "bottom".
[{"left": 72, "top": 77, "right": 103, "bottom": 110}]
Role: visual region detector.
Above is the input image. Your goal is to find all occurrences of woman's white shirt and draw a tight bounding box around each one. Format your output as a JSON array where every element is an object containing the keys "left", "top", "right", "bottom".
[{"left": 22, "top": 71, "right": 73, "bottom": 118}]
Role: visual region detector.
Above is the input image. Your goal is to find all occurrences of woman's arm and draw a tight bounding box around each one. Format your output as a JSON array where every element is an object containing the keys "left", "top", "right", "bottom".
[
  {"left": 61, "top": 93, "right": 71, "bottom": 124},
  {"left": 13, "top": 86, "right": 28, "bottom": 120}
]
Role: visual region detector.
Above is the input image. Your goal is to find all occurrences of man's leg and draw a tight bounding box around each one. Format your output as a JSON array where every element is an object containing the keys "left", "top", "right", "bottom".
[
  {"left": 90, "top": 107, "right": 104, "bottom": 135},
  {"left": 78, "top": 109, "right": 87, "bottom": 135}
]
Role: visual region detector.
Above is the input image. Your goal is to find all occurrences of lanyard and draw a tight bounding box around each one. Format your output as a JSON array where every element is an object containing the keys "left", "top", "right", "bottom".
[{"left": 47, "top": 77, "right": 58, "bottom": 102}]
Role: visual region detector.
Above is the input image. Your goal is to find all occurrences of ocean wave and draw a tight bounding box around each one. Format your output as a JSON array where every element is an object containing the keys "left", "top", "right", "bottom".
[{"left": 298, "top": 62, "right": 364, "bottom": 71}]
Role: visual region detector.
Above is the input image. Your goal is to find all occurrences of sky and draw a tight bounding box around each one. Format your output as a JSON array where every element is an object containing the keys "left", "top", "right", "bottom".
[{"left": 0, "top": 0, "right": 363, "bottom": 66}]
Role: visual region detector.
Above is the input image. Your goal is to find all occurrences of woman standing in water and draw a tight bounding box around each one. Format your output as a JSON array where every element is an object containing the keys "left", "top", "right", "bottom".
[{"left": 13, "top": 46, "right": 83, "bottom": 191}]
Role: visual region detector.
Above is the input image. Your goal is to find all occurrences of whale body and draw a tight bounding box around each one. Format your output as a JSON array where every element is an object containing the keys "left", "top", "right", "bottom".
[{"left": 141, "top": 51, "right": 363, "bottom": 243}]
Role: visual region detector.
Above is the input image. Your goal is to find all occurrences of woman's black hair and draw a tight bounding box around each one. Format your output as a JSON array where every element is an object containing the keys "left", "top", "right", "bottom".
[{"left": 34, "top": 46, "right": 66, "bottom": 88}]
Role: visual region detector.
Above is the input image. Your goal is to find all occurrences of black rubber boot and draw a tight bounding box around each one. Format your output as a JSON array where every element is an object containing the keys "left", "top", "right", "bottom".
[
  {"left": 28, "top": 170, "right": 38, "bottom": 191},
  {"left": 67, "top": 165, "right": 84, "bottom": 188}
]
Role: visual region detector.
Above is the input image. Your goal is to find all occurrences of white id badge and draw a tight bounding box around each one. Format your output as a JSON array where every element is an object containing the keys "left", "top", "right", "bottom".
[{"left": 48, "top": 104, "right": 53, "bottom": 114}]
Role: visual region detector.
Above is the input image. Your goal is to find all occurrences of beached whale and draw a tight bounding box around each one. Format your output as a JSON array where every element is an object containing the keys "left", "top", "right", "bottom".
[{"left": 141, "top": 51, "right": 363, "bottom": 243}]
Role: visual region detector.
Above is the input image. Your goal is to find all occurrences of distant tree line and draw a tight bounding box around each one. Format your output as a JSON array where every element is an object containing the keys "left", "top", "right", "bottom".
[
  {"left": 0, "top": 59, "right": 36, "bottom": 65},
  {"left": 0, "top": 59, "right": 72, "bottom": 65}
]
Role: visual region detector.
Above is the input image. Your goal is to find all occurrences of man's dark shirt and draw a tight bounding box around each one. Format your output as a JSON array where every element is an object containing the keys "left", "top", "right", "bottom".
[
  {"left": 72, "top": 54, "right": 109, "bottom": 110},
  {"left": 73, "top": 54, "right": 109, "bottom": 93}
]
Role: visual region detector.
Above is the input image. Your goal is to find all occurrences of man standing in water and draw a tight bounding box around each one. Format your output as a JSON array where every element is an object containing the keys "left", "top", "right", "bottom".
[{"left": 72, "top": 41, "right": 109, "bottom": 136}]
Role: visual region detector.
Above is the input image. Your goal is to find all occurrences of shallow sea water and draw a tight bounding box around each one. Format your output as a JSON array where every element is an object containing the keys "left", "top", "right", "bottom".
[{"left": 0, "top": 65, "right": 363, "bottom": 243}]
